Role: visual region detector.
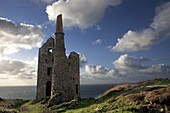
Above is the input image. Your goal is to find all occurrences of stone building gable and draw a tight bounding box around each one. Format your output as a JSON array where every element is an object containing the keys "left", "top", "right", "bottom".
[{"left": 36, "top": 37, "right": 54, "bottom": 100}]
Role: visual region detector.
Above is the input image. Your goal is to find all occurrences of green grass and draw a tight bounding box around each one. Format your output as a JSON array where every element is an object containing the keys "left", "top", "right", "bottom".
[
  {"left": 18, "top": 100, "right": 51, "bottom": 113},
  {"left": 0, "top": 78, "right": 169, "bottom": 113},
  {"left": 16, "top": 96, "right": 148, "bottom": 113}
]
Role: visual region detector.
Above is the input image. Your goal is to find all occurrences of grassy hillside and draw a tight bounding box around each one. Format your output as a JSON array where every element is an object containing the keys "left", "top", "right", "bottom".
[{"left": 0, "top": 78, "right": 170, "bottom": 113}]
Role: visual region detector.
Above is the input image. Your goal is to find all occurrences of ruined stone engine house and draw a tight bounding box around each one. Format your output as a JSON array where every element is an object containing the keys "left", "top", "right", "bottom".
[{"left": 36, "top": 14, "right": 80, "bottom": 104}]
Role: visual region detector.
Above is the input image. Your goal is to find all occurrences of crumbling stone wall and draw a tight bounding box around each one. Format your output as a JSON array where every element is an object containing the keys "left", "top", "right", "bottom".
[
  {"left": 36, "top": 14, "right": 80, "bottom": 104},
  {"left": 68, "top": 52, "right": 80, "bottom": 100},
  {"left": 36, "top": 38, "right": 54, "bottom": 101}
]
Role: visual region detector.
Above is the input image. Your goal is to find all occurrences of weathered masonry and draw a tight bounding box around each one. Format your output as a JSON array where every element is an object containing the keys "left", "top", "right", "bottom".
[{"left": 36, "top": 14, "right": 80, "bottom": 104}]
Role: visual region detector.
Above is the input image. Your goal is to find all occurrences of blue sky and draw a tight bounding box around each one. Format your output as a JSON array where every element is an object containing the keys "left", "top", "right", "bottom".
[{"left": 0, "top": 0, "right": 170, "bottom": 86}]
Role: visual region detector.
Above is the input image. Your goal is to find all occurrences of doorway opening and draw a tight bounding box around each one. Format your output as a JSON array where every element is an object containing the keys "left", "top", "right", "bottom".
[{"left": 46, "top": 81, "right": 51, "bottom": 96}]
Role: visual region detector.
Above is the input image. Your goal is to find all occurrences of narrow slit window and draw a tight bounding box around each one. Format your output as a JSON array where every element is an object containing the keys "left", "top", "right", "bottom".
[
  {"left": 76, "top": 84, "right": 78, "bottom": 94},
  {"left": 47, "top": 67, "right": 52, "bottom": 76}
]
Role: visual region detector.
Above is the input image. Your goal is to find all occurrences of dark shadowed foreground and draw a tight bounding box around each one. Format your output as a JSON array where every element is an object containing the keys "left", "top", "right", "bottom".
[{"left": 0, "top": 78, "right": 170, "bottom": 113}]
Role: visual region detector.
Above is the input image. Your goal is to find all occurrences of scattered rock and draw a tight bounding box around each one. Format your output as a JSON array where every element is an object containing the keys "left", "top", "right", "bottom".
[
  {"left": 0, "top": 97, "right": 4, "bottom": 101},
  {"left": 0, "top": 109, "right": 17, "bottom": 113},
  {"left": 144, "top": 86, "right": 170, "bottom": 104}
]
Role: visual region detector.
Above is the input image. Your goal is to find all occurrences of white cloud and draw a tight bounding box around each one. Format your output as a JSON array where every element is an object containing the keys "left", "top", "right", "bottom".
[
  {"left": 113, "top": 2, "right": 170, "bottom": 52},
  {"left": 0, "top": 17, "right": 42, "bottom": 86},
  {"left": 113, "top": 29, "right": 155, "bottom": 52},
  {"left": 0, "top": 17, "right": 43, "bottom": 56},
  {"left": 80, "top": 54, "right": 170, "bottom": 83},
  {"left": 113, "top": 54, "right": 170, "bottom": 79},
  {"left": 46, "top": 0, "right": 122, "bottom": 29},
  {"left": 151, "top": 2, "right": 170, "bottom": 33},
  {"left": 0, "top": 57, "right": 36, "bottom": 80},
  {"left": 93, "top": 39, "right": 102, "bottom": 45},
  {"left": 81, "top": 64, "right": 120, "bottom": 82},
  {"left": 113, "top": 54, "right": 148, "bottom": 70},
  {"left": 79, "top": 53, "right": 87, "bottom": 67},
  {"left": 0, "top": 56, "right": 38, "bottom": 86},
  {"left": 85, "top": 65, "right": 109, "bottom": 75}
]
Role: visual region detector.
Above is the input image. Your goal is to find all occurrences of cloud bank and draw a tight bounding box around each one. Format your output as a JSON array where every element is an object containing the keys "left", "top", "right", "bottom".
[
  {"left": 81, "top": 54, "right": 170, "bottom": 83},
  {"left": 0, "top": 58, "right": 36, "bottom": 80},
  {"left": 0, "top": 57, "right": 37, "bottom": 86},
  {"left": 0, "top": 17, "right": 43, "bottom": 86},
  {"left": 113, "top": 2, "right": 170, "bottom": 52},
  {"left": 46, "top": 0, "right": 122, "bottom": 29},
  {"left": 0, "top": 17, "right": 43, "bottom": 56},
  {"left": 113, "top": 54, "right": 170, "bottom": 80}
]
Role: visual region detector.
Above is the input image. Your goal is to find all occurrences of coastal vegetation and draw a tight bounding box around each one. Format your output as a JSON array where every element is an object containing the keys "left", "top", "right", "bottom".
[{"left": 0, "top": 78, "right": 170, "bottom": 113}]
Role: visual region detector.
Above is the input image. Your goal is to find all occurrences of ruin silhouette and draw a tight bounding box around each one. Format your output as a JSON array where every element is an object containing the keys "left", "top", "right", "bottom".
[{"left": 36, "top": 14, "right": 80, "bottom": 105}]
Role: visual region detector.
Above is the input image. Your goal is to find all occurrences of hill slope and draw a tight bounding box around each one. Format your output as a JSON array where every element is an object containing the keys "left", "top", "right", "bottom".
[{"left": 0, "top": 78, "right": 170, "bottom": 113}]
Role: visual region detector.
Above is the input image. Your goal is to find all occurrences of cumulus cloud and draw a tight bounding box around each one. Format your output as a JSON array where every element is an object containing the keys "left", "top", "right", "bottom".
[
  {"left": 46, "top": 0, "right": 122, "bottom": 29},
  {"left": 113, "top": 54, "right": 170, "bottom": 80},
  {"left": 113, "top": 54, "right": 149, "bottom": 70},
  {"left": 0, "top": 17, "right": 43, "bottom": 56},
  {"left": 81, "top": 64, "right": 120, "bottom": 81},
  {"left": 81, "top": 54, "right": 170, "bottom": 83},
  {"left": 113, "top": 2, "right": 170, "bottom": 52},
  {"left": 0, "top": 57, "right": 36, "bottom": 80},
  {"left": 85, "top": 65, "right": 109, "bottom": 75},
  {"left": 93, "top": 39, "right": 102, "bottom": 45},
  {"left": 79, "top": 53, "right": 87, "bottom": 67},
  {"left": 0, "top": 17, "right": 42, "bottom": 85}
]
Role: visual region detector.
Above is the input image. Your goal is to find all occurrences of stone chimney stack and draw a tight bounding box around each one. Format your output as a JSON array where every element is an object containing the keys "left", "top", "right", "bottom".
[
  {"left": 54, "top": 14, "right": 65, "bottom": 57},
  {"left": 52, "top": 13, "right": 67, "bottom": 97},
  {"left": 56, "top": 14, "right": 63, "bottom": 33}
]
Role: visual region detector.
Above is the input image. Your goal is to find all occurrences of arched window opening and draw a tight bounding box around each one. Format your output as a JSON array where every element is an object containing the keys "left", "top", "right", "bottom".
[{"left": 48, "top": 48, "right": 53, "bottom": 54}]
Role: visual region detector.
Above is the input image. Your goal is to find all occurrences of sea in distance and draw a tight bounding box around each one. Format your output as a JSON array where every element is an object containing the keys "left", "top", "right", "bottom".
[{"left": 0, "top": 84, "right": 114, "bottom": 100}]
